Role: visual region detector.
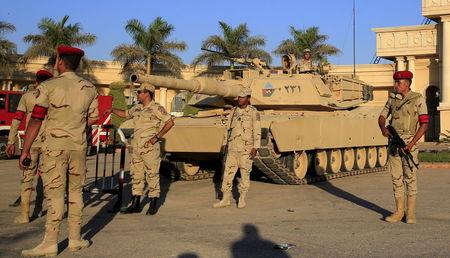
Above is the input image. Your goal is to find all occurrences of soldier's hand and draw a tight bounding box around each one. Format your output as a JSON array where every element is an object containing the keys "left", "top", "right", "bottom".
[
  {"left": 381, "top": 127, "right": 392, "bottom": 138},
  {"left": 249, "top": 148, "right": 257, "bottom": 159},
  {"left": 19, "top": 152, "right": 31, "bottom": 170},
  {"left": 6, "top": 144, "right": 15, "bottom": 158},
  {"left": 402, "top": 143, "right": 413, "bottom": 153}
]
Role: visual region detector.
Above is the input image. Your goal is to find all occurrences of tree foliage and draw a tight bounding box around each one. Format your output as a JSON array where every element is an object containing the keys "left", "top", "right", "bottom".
[
  {"left": 274, "top": 26, "right": 340, "bottom": 64},
  {"left": 0, "top": 21, "right": 17, "bottom": 75},
  {"left": 192, "top": 21, "right": 271, "bottom": 69},
  {"left": 22, "top": 15, "right": 97, "bottom": 69},
  {"left": 111, "top": 17, "right": 187, "bottom": 78}
]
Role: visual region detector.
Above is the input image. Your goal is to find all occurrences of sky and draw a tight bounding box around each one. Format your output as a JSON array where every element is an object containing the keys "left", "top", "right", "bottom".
[{"left": 1, "top": 0, "right": 424, "bottom": 66}]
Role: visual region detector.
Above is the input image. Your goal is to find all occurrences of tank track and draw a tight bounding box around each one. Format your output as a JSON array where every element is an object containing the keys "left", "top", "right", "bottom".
[{"left": 254, "top": 145, "right": 387, "bottom": 185}]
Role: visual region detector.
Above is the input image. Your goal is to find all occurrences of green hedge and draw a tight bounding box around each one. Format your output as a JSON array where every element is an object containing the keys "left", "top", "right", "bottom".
[
  {"left": 418, "top": 151, "right": 450, "bottom": 162},
  {"left": 108, "top": 81, "right": 128, "bottom": 128}
]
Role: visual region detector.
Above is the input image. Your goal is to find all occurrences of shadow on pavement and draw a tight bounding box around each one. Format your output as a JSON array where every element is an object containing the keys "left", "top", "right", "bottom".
[
  {"left": 314, "top": 180, "right": 391, "bottom": 218},
  {"left": 231, "top": 224, "right": 291, "bottom": 258},
  {"left": 177, "top": 252, "right": 200, "bottom": 258},
  {"left": 140, "top": 172, "right": 173, "bottom": 214},
  {"left": 58, "top": 171, "right": 133, "bottom": 252}
]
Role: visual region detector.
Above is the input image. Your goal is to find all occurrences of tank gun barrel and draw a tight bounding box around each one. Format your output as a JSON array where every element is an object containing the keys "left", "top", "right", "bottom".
[{"left": 130, "top": 73, "right": 244, "bottom": 97}]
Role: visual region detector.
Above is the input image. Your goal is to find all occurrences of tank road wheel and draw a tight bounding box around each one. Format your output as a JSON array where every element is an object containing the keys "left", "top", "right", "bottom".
[
  {"left": 355, "top": 147, "right": 367, "bottom": 170},
  {"left": 342, "top": 148, "right": 355, "bottom": 171},
  {"left": 176, "top": 162, "right": 200, "bottom": 176},
  {"left": 314, "top": 150, "right": 328, "bottom": 176},
  {"left": 327, "top": 149, "right": 342, "bottom": 174},
  {"left": 293, "top": 151, "right": 308, "bottom": 179},
  {"left": 366, "top": 147, "right": 377, "bottom": 169},
  {"left": 377, "top": 146, "right": 388, "bottom": 166}
]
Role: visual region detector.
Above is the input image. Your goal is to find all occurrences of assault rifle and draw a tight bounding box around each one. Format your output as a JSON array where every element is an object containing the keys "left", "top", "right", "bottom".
[
  {"left": 386, "top": 125, "right": 419, "bottom": 170},
  {"left": 200, "top": 48, "right": 269, "bottom": 70}
]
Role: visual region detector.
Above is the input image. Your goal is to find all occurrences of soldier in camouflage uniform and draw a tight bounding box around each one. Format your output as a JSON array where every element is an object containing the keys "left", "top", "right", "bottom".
[
  {"left": 298, "top": 48, "right": 316, "bottom": 73},
  {"left": 6, "top": 70, "right": 53, "bottom": 224},
  {"left": 378, "top": 71, "right": 428, "bottom": 224},
  {"left": 213, "top": 87, "right": 261, "bottom": 209},
  {"left": 19, "top": 45, "right": 98, "bottom": 256},
  {"left": 109, "top": 83, "right": 174, "bottom": 215}
]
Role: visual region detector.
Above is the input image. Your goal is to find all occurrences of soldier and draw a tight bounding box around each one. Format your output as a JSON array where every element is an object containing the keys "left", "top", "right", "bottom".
[
  {"left": 108, "top": 83, "right": 174, "bottom": 215},
  {"left": 378, "top": 71, "right": 428, "bottom": 224},
  {"left": 6, "top": 69, "right": 53, "bottom": 224},
  {"left": 298, "top": 48, "right": 315, "bottom": 73},
  {"left": 213, "top": 87, "right": 261, "bottom": 209},
  {"left": 19, "top": 45, "right": 98, "bottom": 256}
]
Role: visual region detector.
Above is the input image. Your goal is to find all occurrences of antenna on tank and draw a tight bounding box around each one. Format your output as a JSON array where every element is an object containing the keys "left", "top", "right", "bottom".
[{"left": 352, "top": 0, "right": 356, "bottom": 78}]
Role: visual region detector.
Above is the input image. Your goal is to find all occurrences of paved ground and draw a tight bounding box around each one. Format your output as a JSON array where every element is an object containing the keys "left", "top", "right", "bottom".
[{"left": 0, "top": 156, "right": 449, "bottom": 258}]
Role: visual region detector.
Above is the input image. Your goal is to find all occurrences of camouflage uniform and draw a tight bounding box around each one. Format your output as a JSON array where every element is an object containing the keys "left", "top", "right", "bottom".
[
  {"left": 126, "top": 101, "right": 171, "bottom": 198},
  {"left": 380, "top": 90, "right": 427, "bottom": 223},
  {"left": 298, "top": 58, "right": 314, "bottom": 73},
  {"left": 7, "top": 90, "right": 45, "bottom": 223},
  {"left": 215, "top": 88, "right": 261, "bottom": 208},
  {"left": 33, "top": 72, "right": 98, "bottom": 246},
  {"left": 298, "top": 49, "right": 315, "bottom": 73}
]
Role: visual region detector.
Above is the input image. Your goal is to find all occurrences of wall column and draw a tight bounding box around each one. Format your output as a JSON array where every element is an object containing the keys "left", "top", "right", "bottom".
[
  {"left": 438, "top": 15, "right": 450, "bottom": 138},
  {"left": 159, "top": 87, "right": 167, "bottom": 109},
  {"left": 407, "top": 56, "right": 416, "bottom": 91},
  {"left": 395, "top": 56, "right": 406, "bottom": 71}
]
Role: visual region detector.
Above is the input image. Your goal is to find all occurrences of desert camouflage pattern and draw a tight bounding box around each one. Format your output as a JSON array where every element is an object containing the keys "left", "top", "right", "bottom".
[
  {"left": 221, "top": 105, "right": 261, "bottom": 194},
  {"left": 35, "top": 72, "right": 99, "bottom": 151},
  {"left": 225, "top": 105, "right": 261, "bottom": 152},
  {"left": 380, "top": 90, "right": 428, "bottom": 197},
  {"left": 126, "top": 101, "right": 171, "bottom": 197},
  {"left": 7, "top": 90, "right": 45, "bottom": 147},
  {"left": 20, "top": 147, "right": 43, "bottom": 205},
  {"left": 298, "top": 58, "right": 315, "bottom": 73},
  {"left": 39, "top": 149, "right": 86, "bottom": 240},
  {"left": 34, "top": 72, "right": 98, "bottom": 241}
]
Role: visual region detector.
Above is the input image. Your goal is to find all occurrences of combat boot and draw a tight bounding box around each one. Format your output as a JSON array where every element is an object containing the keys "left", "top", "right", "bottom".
[
  {"left": 68, "top": 224, "right": 91, "bottom": 252},
  {"left": 68, "top": 239, "right": 90, "bottom": 252},
  {"left": 406, "top": 195, "right": 417, "bottom": 224},
  {"left": 213, "top": 192, "right": 231, "bottom": 208},
  {"left": 146, "top": 197, "right": 159, "bottom": 215},
  {"left": 14, "top": 196, "right": 30, "bottom": 224},
  {"left": 22, "top": 231, "right": 58, "bottom": 257},
  {"left": 385, "top": 197, "right": 405, "bottom": 223},
  {"left": 237, "top": 192, "right": 247, "bottom": 209},
  {"left": 121, "top": 195, "right": 141, "bottom": 214}
]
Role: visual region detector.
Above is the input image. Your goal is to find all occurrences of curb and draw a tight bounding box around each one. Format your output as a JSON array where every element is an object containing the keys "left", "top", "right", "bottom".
[{"left": 420, "top": 162, "right": 450, "bottom": 169}]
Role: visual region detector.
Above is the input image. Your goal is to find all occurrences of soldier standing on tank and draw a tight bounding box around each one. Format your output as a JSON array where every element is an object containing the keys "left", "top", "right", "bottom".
[
  {"left": 213, "top": 87, "right": 261, "bottom": 209},
  {"left": 19, "top": 45, "right": 98, "bottom": 256},
  {"left": 7, "top": 70, "right": 53, "bottom": 224},
  {"left": 298, "top": 48, "right": 316, "bottom": 73},
  {"left": 108, "top": 83, "right": 174, "bottom": 215},
  {"left": 378, "top": 71, "right": 428, "bottom": 224}
]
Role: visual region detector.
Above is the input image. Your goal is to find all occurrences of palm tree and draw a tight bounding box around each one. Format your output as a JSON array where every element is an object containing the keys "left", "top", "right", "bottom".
[
  {"left": 192, "top": 21, "right": 271, "bottom": 69},
  {"left": 22, "top": 15, "right": 96, "bottom": 67},
  {"left": 111, "top": 17, "right": 187, "bottom": 77},
  {"left": 0, "top": 21, "right": 17, "bottom": 75},
  {"left": 274, "top": 26, "right": 340, "bottom": 64}
]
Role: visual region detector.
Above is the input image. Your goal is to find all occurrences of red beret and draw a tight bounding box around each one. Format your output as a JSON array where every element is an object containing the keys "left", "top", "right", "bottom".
[
  {"left": 57, "top": 45, "right": 85, "bottom": 57},
  {"left": 36, "top": 69, "right": 53, "bottom": 78},
  {"left": 393, "top": 71, "right": 413, "bottom": 80}
]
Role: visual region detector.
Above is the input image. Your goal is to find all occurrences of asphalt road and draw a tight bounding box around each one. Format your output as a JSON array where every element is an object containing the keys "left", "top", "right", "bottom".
[{"left": 0, "top": 156, "right": 449, "bottom": 258}]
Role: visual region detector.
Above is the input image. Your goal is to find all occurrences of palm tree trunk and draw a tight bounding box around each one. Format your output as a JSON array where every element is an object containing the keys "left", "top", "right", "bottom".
[{"left": 146, "top": 55, "right": 152, "bottom": 75}]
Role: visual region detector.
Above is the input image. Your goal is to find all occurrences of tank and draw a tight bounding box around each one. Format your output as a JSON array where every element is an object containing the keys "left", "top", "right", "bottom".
[{"left": 129, "top": 53, "right": 388, "bottom": 184}]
